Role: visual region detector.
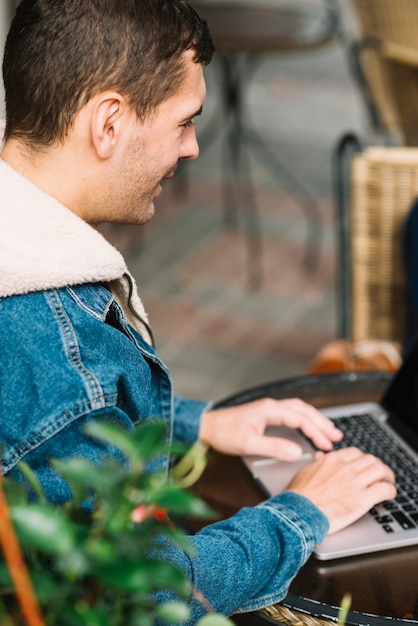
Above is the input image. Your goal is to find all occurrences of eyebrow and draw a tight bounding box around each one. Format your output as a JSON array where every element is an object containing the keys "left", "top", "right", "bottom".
[{"left": 182, "top": 106, "right": 203, "bottom": 123}]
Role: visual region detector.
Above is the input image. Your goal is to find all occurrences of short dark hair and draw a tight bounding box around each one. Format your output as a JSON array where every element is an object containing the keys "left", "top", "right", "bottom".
[{"left": 3, "top": 0, "right": 214, "bottom": 146}]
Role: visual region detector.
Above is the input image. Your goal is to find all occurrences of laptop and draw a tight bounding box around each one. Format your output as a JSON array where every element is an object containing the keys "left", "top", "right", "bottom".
[{"left": 242, "top": 338, "right": 418, "bottom": 560}]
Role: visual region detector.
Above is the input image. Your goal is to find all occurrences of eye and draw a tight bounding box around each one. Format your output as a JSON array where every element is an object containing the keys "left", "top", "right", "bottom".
[{"left": 181, "top": 119, "right": 195, "bottom": 129}]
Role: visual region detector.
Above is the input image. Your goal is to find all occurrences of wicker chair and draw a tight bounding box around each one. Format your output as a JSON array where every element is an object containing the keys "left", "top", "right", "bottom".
[
  {"left": 307, "top": 144, "right": 418, "bottom": 375},
  {"left": 257, "top": 605, "right": 334, "bottom": 626},
  {"left": 378, "top": 41, "right": 418, "bottom": 147},
  {"left": 337, "top": 146, "right": 418, "bottom": 344},
  {"left": 349, "top": 0, "right": 418, "bottom": 144}
]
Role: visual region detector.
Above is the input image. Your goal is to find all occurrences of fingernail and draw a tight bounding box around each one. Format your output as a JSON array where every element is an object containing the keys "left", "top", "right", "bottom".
[{"left": 286, "top": 447, "right": 303, "bottom": 461}]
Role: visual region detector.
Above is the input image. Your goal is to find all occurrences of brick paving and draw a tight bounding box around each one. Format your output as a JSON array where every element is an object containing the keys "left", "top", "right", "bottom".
[{"left": 101, "top": 8, "right": 367, "bottom": 403}]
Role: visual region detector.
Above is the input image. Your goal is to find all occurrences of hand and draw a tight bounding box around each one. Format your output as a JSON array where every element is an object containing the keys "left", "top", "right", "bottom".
[
  {"left": 287, "top": 447, "right": 397, "bottom": 534},
  {"left": 199, "top": 397, "right": 343, "bottom": 461}
]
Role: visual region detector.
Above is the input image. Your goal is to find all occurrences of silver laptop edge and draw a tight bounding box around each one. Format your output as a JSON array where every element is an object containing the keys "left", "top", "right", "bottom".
[{"left": 242, "top": 401, "right": 418, "bottom": 560}]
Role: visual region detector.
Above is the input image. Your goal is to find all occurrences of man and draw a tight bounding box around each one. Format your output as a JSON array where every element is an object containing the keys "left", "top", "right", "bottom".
[{"left": 0, "top": 0, "right": 395, "bottom": 622}]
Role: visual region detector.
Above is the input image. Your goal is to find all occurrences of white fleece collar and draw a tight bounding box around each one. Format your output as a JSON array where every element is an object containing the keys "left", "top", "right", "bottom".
[
  {"left": 0, "top": 159, "right": 150, "bottom": 341},
  {"left": 0, "top": 159, "right": 128, "bottom": 296}
]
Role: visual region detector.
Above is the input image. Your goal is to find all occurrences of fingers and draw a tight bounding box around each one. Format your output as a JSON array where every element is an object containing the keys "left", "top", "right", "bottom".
[
  {"left": 307, "top": 446, "right": 396, "bottom": 486},
  {"left": 347, "top": 447, "right": 395, "bottom": 485},
  {"left": 288, "top": 447, "right": 397, "bottom": 535},
  {"left": 259, "top": 398, "right": 343, "bottom": 451},
  {"left": 244, "top": 434, "right": 306, "bottom": 461},
  {"left": 199, "top": 397, "right": 344, "bottom": 461}
]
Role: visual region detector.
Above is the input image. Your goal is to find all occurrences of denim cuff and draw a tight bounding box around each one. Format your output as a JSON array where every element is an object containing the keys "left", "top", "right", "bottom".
[
  {"left": 172, "top": 395, "right": 213, "bottom": 444},
  {"left": 262, "top": 490, "right": 330, "bottom": 547}
]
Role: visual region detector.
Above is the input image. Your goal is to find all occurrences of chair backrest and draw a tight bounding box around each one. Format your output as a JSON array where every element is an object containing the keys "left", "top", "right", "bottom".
[
  {"left": 378, "top": 41, "right": 418, "bottom": 147},
  {"left": 347, "top": 147, "right": 418, "bottom": 343},
  {"left": 351, "top": 0, "right": 418, "bottom": 143}
]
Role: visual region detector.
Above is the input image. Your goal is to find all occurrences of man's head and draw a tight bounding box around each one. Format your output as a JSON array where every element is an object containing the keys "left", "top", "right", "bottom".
[
  {"left": 1, "top": 0, "right": 213, "bottom": 226},
  {"left": 3, "top": 0, "right": 214, "bottom": 147}
]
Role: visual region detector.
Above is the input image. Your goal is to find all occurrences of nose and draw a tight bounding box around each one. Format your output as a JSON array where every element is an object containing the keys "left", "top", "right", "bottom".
[{"left": 180, "top": 124, "right": 199, "bottom": 161}]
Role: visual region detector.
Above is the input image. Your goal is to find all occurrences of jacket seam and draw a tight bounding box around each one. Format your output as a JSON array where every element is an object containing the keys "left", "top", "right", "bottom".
[
  {"left": 67, "top": 286, "right": 113, "bottom": 321},
  {"left": 233, "top": 504, "right": 314, "bottom": 612},
  {"left": 47, "top": 290, "right": 105, "bottom": 408},
  {"left": 258, "top": 502, "right": 316, "bottom": 551},
  {"left": 2, "top": 393, "right": 118, "bottom": 473}
]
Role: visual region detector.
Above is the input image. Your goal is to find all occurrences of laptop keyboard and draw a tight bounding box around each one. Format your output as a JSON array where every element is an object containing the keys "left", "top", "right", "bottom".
[{"left": 332, "top": 413, "right": 418, "bottom": 533}]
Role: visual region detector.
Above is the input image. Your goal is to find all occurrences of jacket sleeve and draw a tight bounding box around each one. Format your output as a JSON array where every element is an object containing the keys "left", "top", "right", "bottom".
[
  {"left": 172, "top": 395, "right": 213, "bottom": 444},
  {"left": 159, "top": 490, "right": 329, "bottom": 622}
]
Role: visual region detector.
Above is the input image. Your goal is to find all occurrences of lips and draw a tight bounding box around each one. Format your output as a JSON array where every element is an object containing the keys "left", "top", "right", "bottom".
[
  {"left": 155, "top": 166, "right": 177, "bottom": 198},
  {"left": 163, "top": 162, "right": 178, "bottom": 180}
]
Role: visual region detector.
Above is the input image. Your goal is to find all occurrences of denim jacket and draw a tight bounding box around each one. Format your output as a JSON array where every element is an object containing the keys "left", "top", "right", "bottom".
[{"left": 0, "top": 160, "right": 329, "bottom": 621}]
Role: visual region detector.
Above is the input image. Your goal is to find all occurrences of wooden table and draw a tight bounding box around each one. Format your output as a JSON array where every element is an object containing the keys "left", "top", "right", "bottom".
[{"left": 192, "top": 371, "right": 418, "bottom": 626}]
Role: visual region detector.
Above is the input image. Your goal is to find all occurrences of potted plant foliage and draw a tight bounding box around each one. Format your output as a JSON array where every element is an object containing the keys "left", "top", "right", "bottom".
[{"left": 0, "top": 420, "right": 232, "bottom": 626}]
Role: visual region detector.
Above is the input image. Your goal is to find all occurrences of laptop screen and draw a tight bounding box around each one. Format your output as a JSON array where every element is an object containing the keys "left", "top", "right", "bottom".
[{"left": 381, "top": 336, "right": 418, "bottom": 447}]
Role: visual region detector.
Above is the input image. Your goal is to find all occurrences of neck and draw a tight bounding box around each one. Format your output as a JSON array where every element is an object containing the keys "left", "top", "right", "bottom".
[{"left": 1, "top": 138, "right": 91, "bottom": 219}]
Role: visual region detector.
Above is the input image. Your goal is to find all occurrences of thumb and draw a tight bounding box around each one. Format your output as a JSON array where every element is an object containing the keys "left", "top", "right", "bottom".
[{"left": 248, "top": 435, "right": 304, "bottom": 461}]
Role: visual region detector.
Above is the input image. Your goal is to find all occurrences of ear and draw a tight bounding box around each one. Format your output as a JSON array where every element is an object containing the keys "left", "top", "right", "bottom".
[{"left": 91, "top": 92, "right": 127, "bottom": 159}]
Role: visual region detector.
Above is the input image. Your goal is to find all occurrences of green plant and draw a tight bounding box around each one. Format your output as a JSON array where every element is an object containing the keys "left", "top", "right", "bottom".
[
  {"left": 0, "top": 420, "right": 233, "bottom": 626},
  {"left": 337, "top": 593, "right": 352, "bottom": 626}
]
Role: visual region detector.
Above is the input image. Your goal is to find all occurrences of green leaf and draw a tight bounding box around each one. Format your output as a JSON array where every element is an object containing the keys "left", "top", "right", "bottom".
[
  {"left": 84, "top": 420, "right": 170, "bottom": 464},
  {"left": 130, "top": 420, "right": 170, "bottom": 460},
  {"left": 56, "top": 547, "right": 91, "bottom": 579},
  {"left": 171, "top": 441, "right": 208, "bottom": 487},
  {"left": 30, "top": 570, "right": 60, "bottom": 604},
  {"left": 11, "top": 503, "right": 78, "bottom": 555},
  {"left": 157, "top": 601, "right": 190, "bottom": 623},
  {"left": 338, "top": 592, "right": 352, "bottom": 626},
  {"left": 51, "top": 457, "right": 124, "bottom": 498},
  {"left": 84, "top": 421, "right": 141, "bottom": 461},
  {"left": 50, "top": 458, "right": 95, "bottom": 504},
  {"left": 97, "top": 558, "right": 189, "bottom": 596},
  {"left": 17, "top": 461, "right": 47, "bottom": 503},
  {"left": 146, "top": 486, "right": 216, "bottom": 519},
  {"left": 197, "top": 615, "right": 235, "bottom": 626},
  {"left": 74, "top": 603, "right": 109, "bottom": 626},
  {"left": 128, "top": 610, "right": 154, "bottom": 626},
  {"left": 0, "top": 563, "right": 13, "bottom": 588},
  {"left": 83, "top": 536, "right": 122, "bottom": 568},
  {"left": 2, "top": 475, "right": 34, "bottom": 506}
]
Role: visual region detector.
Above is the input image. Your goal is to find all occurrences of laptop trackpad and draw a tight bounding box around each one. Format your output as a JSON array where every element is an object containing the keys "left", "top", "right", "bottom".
[{"left": 243, "top": 425, "right": 315, "bottom": 497}]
